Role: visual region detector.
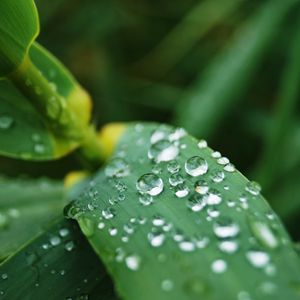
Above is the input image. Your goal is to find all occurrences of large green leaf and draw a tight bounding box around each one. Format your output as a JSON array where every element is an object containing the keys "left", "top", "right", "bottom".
[
  {"left": 67, "top": 123, "right": 300, "bottom": 300},
  {"left": 0, "top": 219, "right": 118, "bottom": 300},
  {"left": 173, "top": 0, "right": 299, "bottom": 138},
  {"left": 0, "top": 176, "right": 64, "bottom": 261},
  {"left": 0, "top": 0, "right": 39, "bottom": 77}
]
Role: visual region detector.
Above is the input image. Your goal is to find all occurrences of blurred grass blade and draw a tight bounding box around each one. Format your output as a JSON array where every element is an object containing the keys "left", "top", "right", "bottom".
[
  {"left": 0, "top": 0, "right": 39, "bottom": 77},
  {"left": 134, "top": 0, "right": 241, "bottom": 78},
  {"left": 253, "top": 17, "right": 300, "bottom": 190},
  {"left": 0, "top": 176, "right": 63, "bottom": 261},
  {"left": 173, "top": 0, "right": 298, "bottom": 138},
  {"left": 67, "top": 123, "right": 300, "bottom": 300},
  {"left": 0, "top": 219, "right": 118, "bottom": 300}
]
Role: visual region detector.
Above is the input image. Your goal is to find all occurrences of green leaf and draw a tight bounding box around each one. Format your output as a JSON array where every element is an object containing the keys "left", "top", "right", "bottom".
[
  {"left": 173, "top": 0, "right": 299, "bottom": 138},
  {"left": 67, "top": 123, "right": 300, "bottom": 300},
  {"left": 0, "top": 0, "right": 39, "bottom": 77},
  {"left": 0, "top": 176, "right": 64, "bottom": 261},
  {"left": 0, "top": 79, "right": 77, "bottom": 160},
  {"left": 0, "top": 219, "right": 118, "bottom": 300}
]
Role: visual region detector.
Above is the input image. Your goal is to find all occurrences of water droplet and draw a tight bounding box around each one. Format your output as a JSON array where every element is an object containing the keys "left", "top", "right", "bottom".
[
  {"left": 194, "top": 180, "right": 209, "bottom": 194},
  {"left": 148, "top": 231, "right": 165, "bottom": 247},
  {"left": 198, "top": 139, "right": 207, "bottom": 149},
  {"left": 138, "top": 194, "right": 153, "bottom": 206},
  {"left": 34, "top": 143, "right": 46, "bottom": 154},
  {"left": 161, "top": 279, "right": 174, "bottom": 291},
  {"left": 213, "top": 218, "right": 240, "bottom": 238},
  {"left": 169, "top": 127, "right": 187, "bottom": 141},
  {"left": 169, "top": 173, "right": 184, "bottom": 187},
  {"left": 167, "top": 160, "right": 180, "bottom": 174},
  {"left": 0, "top": 115, "right": 14, "bottom": 130},
  {"left": 174, "top": 183, "right": 189, "bottom": 198},
  {"left": 152, "top": 215, "right": 165, "bottom": 226},
  {"left": 59, "top": 228, "right": 69, "bottom": 237},
  {"left": 218, "top": 240, "right": 238, "bottom": 254},
  {"left": 108, "top": 227, "right": 118, "bottom": 236},
  {"left": 179, "top": 240, "right": 195, "bottom": 252},
  {"left": 46, "top": 96, "right": 61, "bottom": 119},
  {"left": 249, "top": 219, "right": 278, "bottom": 249},
  {"left": 97, "top": 222, "right": 105, "bottom": 230},
  {"left": 217, "top": 157, "right": 229, "bottom": 165},
  {"left": 246, "top": 249, "right": 270, "bottom": 268},
  {"left": 206, "top": 189, "right": 222, "bottom": 205},
  {"left": 1, "top": 273, "right": 8, "bottom": 280},
  {"left": 105, "top": 158, "right": 130, "bottom": 178},
  {"left": 185, "top": 156, "right": 208, "bottom": 176},
  {"left": 63, "top": 201, "right": 82, "bottom": 219},
  {"left": 207, "top": 206, "right": 220, "bottom": 218},
  {"left": 148, "top": 140, "right": 179, "bottom": 163},
  {"left": 210, "top": 170, "right": 225, "bottom": 183},
  {"left": 224, "top": 163, "right": 235, "bottom": 172},
  {"left": 125, "top": 254, "right": 141, "bottom": 271},
  {"left": 136, "top": 173, "right": 164, "bottom": 196},
  {"left": 211, "top": 259, "right": 227, "bottom": 273},
  {"left": 102, "top": 208, "right": 116, "bottom": 220},
  {"left": 64, "top": 241, "right": 75, "bottom": 251},
  {"left": 211, "top": 151, "right": 221, "bottom": 158},
  {"left": 187, "top": 194, "right": 206, "bottom": 212},
  {"left": 194, "top": 236, "right": 210, "bottom": 249},
  {"left": 245, "top": 181, "right": 261, "bottom": 196},
  {"left": 50, "top": 236, "right": 61, "bottom": 246},
  {"left": 150, "top": 125, "right": 172, "bottom": 144}
]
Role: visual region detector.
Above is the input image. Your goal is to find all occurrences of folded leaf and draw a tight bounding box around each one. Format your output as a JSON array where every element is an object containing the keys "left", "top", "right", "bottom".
[
  {"left": 0, "top": 0, "right": 39, "bottom": 77},
  {"left": 67, "top": 123, "right": 300, "bottom": 300},
  {"left": 0, "top": 219, "right": 118, "bottom": 300}
]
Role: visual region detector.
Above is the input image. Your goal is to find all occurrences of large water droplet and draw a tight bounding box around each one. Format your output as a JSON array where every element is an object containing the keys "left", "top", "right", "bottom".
[
  {"left": 105, "top": 158, "right": 130, "bottom": 178},
  {"left": 185, "top": 156, "right": 208, "bottom": 176},
  {"left": 136, "top": 173, "right": 164, "bottom": 196},
  {"left": 246, "top": 249, "right": 270, "bottom": 268},
  {"left": 213, "top": 218, "right": 240, "bottom": 238},
  {"left": 148, "top": 140, "right": 179, "bottom": 163},
  {"left": 0, "top": 115, "right": 14, "bottom": 130}
]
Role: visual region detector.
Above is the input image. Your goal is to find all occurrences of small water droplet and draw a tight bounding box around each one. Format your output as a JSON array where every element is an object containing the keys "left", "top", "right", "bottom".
[
  {"left": 174, "top": 183, "right": 189, "bottom": 198},
  {"left": 224, "top": 163, "right": 235, "bottom": 172},
  {"left": 0, "top": 115, "right": 14, "bottom": 130},
  {"left": 1, "top": 273, "right": 8, "bottom": 280},
  {"left": 125, "top": 254, "right": 141, "bottom": 271},
  {"left": 65, "top": 241, "right": 75, "bottom": 251},
  {"left": 187, "top": 194, "right": 206, "bottom": 212},
  {"left": 206, "top": 189, "right": 222, "bottom": 205},
  {"left": 108, "top": 227, "right": 118, "bottom": 236},
  {"left": 105, "top": 158, "right": 130, "bottom": 178},
  {"left": 218, "top": 240, "right": 238, "bottom": 254},
  {"left": 102, "top": 208, "right": 116, "bottom": 220},
  {"left": 207, "top": 206, "right": 220, "bottom": 218},
  {"left": 245, "top": 181, "right": 261, "bottom": 196},
  {"left": 217, "top": 157, "right": 229, "bottom": 165},
  {"left": 148, "top": 140, "right": 179, "bottom": 163},
  {"left": 211, "top": 151, "right": 221, "bottom": 158},
  {"left": 211, "top": 259, "right": 227, "bottom": 273},
  {"left": 179, "top": 239, "right": 195, "bottom": 252},
  {"left": 138, "top": 194, "right": 153, "bottom": 206},
  {"left": 210, "top": 170, "right": 225, "bottom": 183},
  {"left": 167, "top": 160, "right": 180, "bottom": 174},
  {"left": 148, "top": 231, "right": 165, "bottom": 247},
  {"left": 50, "top": 236, "right": 61, "bottom": 246},
  {"left": 169, "top": 173, "right": 184, "bottom": 187},
  {"left": 213, "top": 218, "right": 240, "bottom": 238},
  {"left": 152, "top": 215, "right": 165, "bottom": 226},
  {"left": 161, "top": 279, "right": 174, "bottom": 291},
  {"left": 198, "top": 139, "right": 207, "bottom": 149},
  {"left": 169, "top": 127, "right": 187, "bottom": 141},
  {"left": 59, "top": 228, "right": 69, "bottom": 237},
  {"left": 246, "top": 249, "right": 270, "bottom": 268},
  {"left": 194, "top": 180, "right": 209, "bottom": 195},
  {"left": 136, "top": 173, "right": 164, "bottom": 196},
  {"left": 185, "top": 156, "right": 208, "bottom": 177}
]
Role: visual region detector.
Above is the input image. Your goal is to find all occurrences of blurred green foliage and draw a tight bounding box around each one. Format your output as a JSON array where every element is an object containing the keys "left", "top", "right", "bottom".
[{"left": 1, "top": 0, "right": 300, "bottom": 239}]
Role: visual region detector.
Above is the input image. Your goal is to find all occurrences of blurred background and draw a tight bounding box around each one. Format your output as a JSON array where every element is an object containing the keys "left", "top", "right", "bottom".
[{"left": 1, "top": 0, "right": 300, "bottom": 240}]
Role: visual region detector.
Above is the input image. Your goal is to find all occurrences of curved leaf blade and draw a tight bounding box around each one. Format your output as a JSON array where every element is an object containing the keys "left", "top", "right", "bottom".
[
  {"left": 0, "top": 0, "right": 39, "bottom": 77},
  {"left": 0, "top": 219, "right": 118, "bottom": 300},
  {"left": 69, "top": 123, "right": 300, "bottom": 300}
]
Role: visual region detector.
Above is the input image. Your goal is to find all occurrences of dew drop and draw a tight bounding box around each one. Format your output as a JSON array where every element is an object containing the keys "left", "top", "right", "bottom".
[
  {"left": 125, "top": 254, "right": 141, "bottom": 271},
  {"left": 187, "top": 194, "right": 206, "bottom": 212},
  {"left": 50, "top": 236, "right": 61, "bottom": 246},
  {"left": 161, "top": 279, "right": 174, "bottom": 291},
  {"left": 0, "top": 115, "right": 14, "bottom": 130},
  {"left": 206, "top": 189, "right": 222, "bottom": 205},
  {"left": 245, "top": 181, "right": 261, "bottom": 196},
  {"left": 213, "top": 218, "right": 240, "bottom": 238},
  {"left": 105, "top": 158, "right": 130, "bottom": 178},
  {"left": 102, "top": 208, "right": 116, "bottom": 220},
  {"left": 108, "top": 227, "right": 118, "bottom": 236},
  {"left": 194, "top": 180, "right": 209, "bottom": 195},
  {"left": 174, "top": 183, "right": 190, "bottom": 198},
  {"left": 167, "top": 160, "right": 180, "bottom": 174},
  {"left": 152, "top": 215, "right": 165, "bottom": 226},
  {"left": 197, "top": 139, "right": 207, "bottom": 149},
  {"left": 148, "top": 231, "right": 166, "bottom": 247},
  {"left": 246, "top": 249, "right": 270, "bottom": 268},
  {"left": 59, "top": 228, "right": 69, "bottom": 237},
  {"left": 210, "top": 170, "right": 225, "bottom": 183},
  {"left": 148, "top": 140, "right": 179, "bottom": 163},
  {"left": 218, "top": 240, "right": 238, "bottom": 254},
  {"left": 179, "top": 239, "right": 195, "bottom": 252},
  {"left": 169, "top": 173, "right": 184, "bottom": 187},
  {"left": 211, "top": 151, "right": 221, "bottom": 158},
  {"left": 64, "top": 241, "right": 75, "bottom": 251},
  {"left": 185, "top": 156, "right": 208, "bottom": 177},
  {"left": 136, "top": 173, "right": 164, "bottom": 196},
  {"left": 211, "top": 259, "right": 227, "bottom": 273},
  {"left": 224, "top": 163, "right": 235, "bottom": 172},
  {"left": 138, "top": 194, "right": 153, "bottom": 206},
  {"left": 217, "top": 157, "right": 229, "bottom": 165}
]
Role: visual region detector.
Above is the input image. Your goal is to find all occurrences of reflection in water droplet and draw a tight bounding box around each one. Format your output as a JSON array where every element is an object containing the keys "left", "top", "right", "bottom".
[
  {"left": 211, "top": 259, "right": 227, "bottom": 273},
  {"left": 246, "top": 249, "right": 270, "bottom": 268},
  {"left": 194, "top": 180, "right": 209, "bottom": 195},
  {"left": 125, "top": 254, "right": 141, "bottom": 271},
  {"left": 174, "top": 183, "right": 190, "bottom": 198},
  {"left": 148, "top": 140, "right": 179, "bottom": 163},
  {"left": 187, "top": 194, "right": 206, "bottom": 212},
  {"left": 0, "top": 115, "right": 14, "bottom": 130},
  {"left": 136, "top": 173, "right": 164, "bottom": 196},
  {"left": 213, "top": 218, "right": 240, "bottom": 238},
  {"left": 245, "top": 181, "right": 261, "bottom": 196},
  {"left": 105, "top": 158, "right": 130, "bottom": 178},
  {"left": 185, "top": 156, "right": 208, "bottom": 177}
]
